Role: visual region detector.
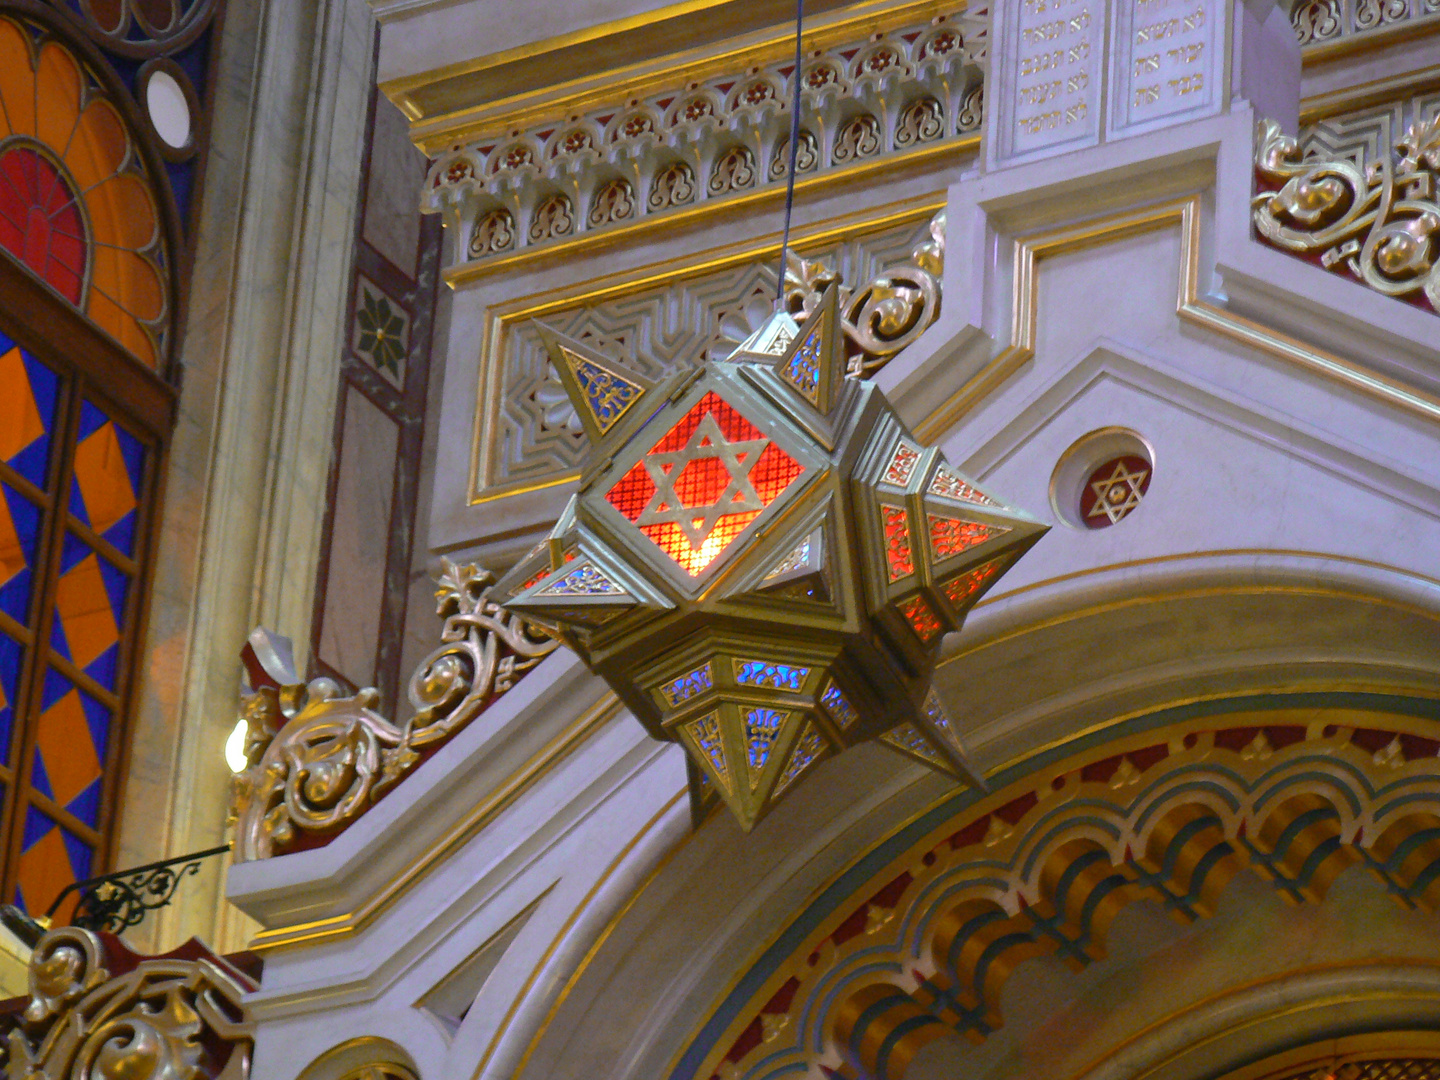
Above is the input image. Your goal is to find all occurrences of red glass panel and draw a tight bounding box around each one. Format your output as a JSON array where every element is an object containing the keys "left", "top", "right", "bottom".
[
  {"left": 939, "top": 555, "right": 1007, "bottom": 609},
  {"left": 605, "top": 392, "right": 803, "bottom": 576},
  {"left": 0, "top": 146, "right": 86, "bottom": 304},
  {"left": 900, "top": 594, "right": 942, "bottom": 641},
  {"left": 928, "top": 514, "right": 1000, "bottom": 560},
  {"left": 882, "top": 505, "right": 913, "bottom": 581}
]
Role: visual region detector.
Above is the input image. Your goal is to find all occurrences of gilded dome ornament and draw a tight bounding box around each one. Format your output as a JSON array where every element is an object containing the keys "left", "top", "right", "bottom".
[{"left": 497, "top": 285, "right": 1049, "bottom": 830}]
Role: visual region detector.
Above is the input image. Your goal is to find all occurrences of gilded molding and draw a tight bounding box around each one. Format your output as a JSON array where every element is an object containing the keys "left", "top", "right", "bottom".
[
  {"left": 386, "top": 0, "right": 965, "bottom": 152},
  {"left": 1253, "top": 115, "right": 1440, "bottom": 315},
  {"left": 915, "top": 194, "right": 1440, "bottom": 444},
  {"left": 423, "top": 9, "right": 983, "bottom": 276},
  {"left": 0, "top": 926, "right": 255, "bottom": 1080},
  {"left": 687, "top": 706, "right": 1440, "bottom": 1080},
  {"left": 229, "top": 561, "right": 558, "bottom": 862}
]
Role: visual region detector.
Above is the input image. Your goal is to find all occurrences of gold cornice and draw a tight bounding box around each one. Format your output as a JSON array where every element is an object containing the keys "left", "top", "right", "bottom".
[
  {"left": 913, "top": 195, "right": 1440, "bottom": 444},
  {"left": 1301, "top": 11, "right": 1440, "bottom": 67},
  {"left": 1299, "top": 61, "right": 1440, "bottom": 124},
  {"left": 467, "top": 188, "right": 951, "bottom": 505},
  {"left": 246, "top": 692, "right": 623, "bottom": 952},
  {"left": 445, "top": 138, "right": 973, "bottom": 289},
  {"left": 385, "top": 0, "right": 956, "bottom": 155}
]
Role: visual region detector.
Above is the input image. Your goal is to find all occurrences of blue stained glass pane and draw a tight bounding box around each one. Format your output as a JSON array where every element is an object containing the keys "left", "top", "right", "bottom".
[
  {"left": 660, "top": 662, "right": 713, "bottom": 706},
  {"left": 66, "top": 776, "right": 102, "bottom": 830},
  {"left": 75, "top": 399, "right": 109, "bottom": 442},
  {"left": 745, "top": 707, "right": 785, "bottom": 770},
  {"left": 21, "top": 803, "right": 50, "bottom": 849},
  {"left": 0, "top": 631, "right": 22, "bottom": 763},
  {"left": 735, "top": 660, "right": 807, "bottom": 691},
  {"left": 102, "top": 508, "right": 137, "bottom": 557},
  {"left": 29, "top": 748, "right": 51, "bottom": 799},
  {"left": 61, "top": 828, "right": 93, "bottom": 880},
  {"left": 0, "top": 483, "right": 41, "bottom": 622},
  {"left": 8, "top": 350, "right": 59, "bottom": 489}
]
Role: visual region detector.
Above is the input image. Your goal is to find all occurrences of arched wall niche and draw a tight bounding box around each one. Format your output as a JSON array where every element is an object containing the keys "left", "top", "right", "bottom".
[{"left": 509, "top": 551, "right": 1440, "bottom": 1080}]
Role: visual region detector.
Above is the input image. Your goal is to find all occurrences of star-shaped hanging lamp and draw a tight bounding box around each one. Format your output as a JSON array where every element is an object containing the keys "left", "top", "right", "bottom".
[{"left": 497, "top": 286, "right": 1049, "bottom": 830}]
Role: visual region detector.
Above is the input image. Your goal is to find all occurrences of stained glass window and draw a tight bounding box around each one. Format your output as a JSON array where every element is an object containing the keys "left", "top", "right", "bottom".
[
  {"left": 0, "top": 22, "right": 170, "bottom": 368},
  {"left": 0, "top": 330, "right": 154, "bottom": 922}
]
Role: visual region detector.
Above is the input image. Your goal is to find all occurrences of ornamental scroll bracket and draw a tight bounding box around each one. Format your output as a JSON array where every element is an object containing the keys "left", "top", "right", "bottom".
[
  {"left": 0, "top": 926, "right": 256, "bottom": 1080},
  {"left": 1252, "top": 116, "right": 1440, "bottom": 314},
  {"left": 779, "top": 210, "right": 945, "bottom": 377},
  {"left": 228, "top": 560, "right": 558, "bottom": 862}
]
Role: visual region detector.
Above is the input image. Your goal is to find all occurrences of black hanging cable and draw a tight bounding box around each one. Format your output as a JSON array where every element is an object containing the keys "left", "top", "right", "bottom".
[{"left": 776, "top": 0, "right": 804, "bottom": 310}]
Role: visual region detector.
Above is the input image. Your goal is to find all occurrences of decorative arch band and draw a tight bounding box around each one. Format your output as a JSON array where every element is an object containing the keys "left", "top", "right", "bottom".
[{"left": 676, "top": 693, "right": 1440, "bottom": 1080}]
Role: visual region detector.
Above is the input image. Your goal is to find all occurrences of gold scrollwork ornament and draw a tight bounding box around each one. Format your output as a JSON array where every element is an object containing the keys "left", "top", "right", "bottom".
[
  {"left": 783, "top": 209, "right": 946, "bottom": 375},
  {"left": 1252, "top": 116, "right": 1440, "bottom": 313},
  {"left": 3, "top": 927, "right": 253, "bottom": 1080},
  {"left": 229, "top": 561, "right": 558, "bottom": 861}
]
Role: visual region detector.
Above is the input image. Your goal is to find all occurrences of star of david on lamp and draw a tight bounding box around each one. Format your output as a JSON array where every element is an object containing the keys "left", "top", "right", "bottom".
[{"left": 496, "top": 286, "right": 1050, "bottom": 830}]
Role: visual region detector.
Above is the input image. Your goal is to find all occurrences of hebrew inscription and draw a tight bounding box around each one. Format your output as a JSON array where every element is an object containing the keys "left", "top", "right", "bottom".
[
  {"left": 1113, "top": 0, "right": 1219, "bottom": 134},
  {"left": 1009, "top": 0, "right": 1103, "bottom": 157}
]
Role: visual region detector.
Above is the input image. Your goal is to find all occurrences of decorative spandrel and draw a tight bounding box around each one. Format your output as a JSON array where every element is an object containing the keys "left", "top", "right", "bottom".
[{"left": 498, "top": 284, "right": 1050, "bottom": 831}]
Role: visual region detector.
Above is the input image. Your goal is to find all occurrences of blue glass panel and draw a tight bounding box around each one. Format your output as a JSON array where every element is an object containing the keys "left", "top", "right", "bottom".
[
  {"left": 0, "top": 631, "right": 22, "bottom": 763},
  {"left": 0, "top": 482, "right": 41, "bottom": 622}
]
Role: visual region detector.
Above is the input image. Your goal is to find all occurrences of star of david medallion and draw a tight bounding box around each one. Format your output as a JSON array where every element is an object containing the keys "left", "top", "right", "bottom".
[{"left": 498, "top": 286, "right": 1050, "bottom": 830}]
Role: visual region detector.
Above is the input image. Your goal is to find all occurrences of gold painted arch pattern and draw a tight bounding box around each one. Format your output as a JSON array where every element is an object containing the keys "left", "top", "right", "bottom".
[
  {"left": 0, "top": 16, "right": 169, "bottom": 368},
  {"left": 693, "top": 706, "right": 1440, "bottom": 1080}
]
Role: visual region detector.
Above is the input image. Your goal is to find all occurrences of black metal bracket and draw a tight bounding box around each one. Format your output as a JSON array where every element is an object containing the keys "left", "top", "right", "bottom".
[{"left": 44, "top": 844, "right": 232, "bottom": 934}]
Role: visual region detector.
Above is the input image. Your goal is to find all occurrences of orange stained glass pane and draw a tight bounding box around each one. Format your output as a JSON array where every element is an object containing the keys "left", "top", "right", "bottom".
[
  {"left": 0, "top": 346, "right": 44, "bottom": 463},
  {"left": 0, "top": 20, "right": 36, "bottom": 139},
  {"left": 16, "top": 825, "right": 76, "bottom": 917},
  {"left": 607, "top": 392, "right": 803, "bottom": 575},
  {"left": 35, "top": 689, "right": 102, "bottom": 806},
  {"left": 35, "top": 43, "right": 82, "bottom": 153},
  {"left": 73, "top": 422, "right": 137, "bottom": 536},
  {"left": 901, "top": 594, "right": 942, "bottom": 641},
  {"left": 87, "top": 172, "right": 158, "bottom": 252},
  {"left": 55, "top": 553, "right": 120, "bottom": 668},
  {"left": 66, "top": 98, "right": 129, "bottom": 192},
  {"left": 90, "top": 244, "right": 163, "bottom": 323},
  {"left": 639, "top": 511, "right": 761, "bottom": 576},
  {"left": 86, "top": 289, "right": 156, "bottom": 367}
]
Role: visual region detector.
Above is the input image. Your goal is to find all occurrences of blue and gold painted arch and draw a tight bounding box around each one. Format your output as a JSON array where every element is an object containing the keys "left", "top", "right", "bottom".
[{"left": 670, "top": 690, "right": 1440, "bottom": 1080}]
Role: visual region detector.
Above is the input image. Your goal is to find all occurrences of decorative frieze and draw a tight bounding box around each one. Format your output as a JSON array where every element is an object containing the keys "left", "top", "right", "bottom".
[
  {"left": 422, "top": 10, "right": 986, "bottom": 272},
  {"left": 701, "top": 717, "right": 1440, "bottom": 1080},
  {"left": 1289, "top": 0, "right": 1440, "bottom": 47},
  {"left": 229, "top": 561, "right": 558, "bottom": 861},
  {"left": 1253, "top": 111, "right": 1440, "bottom": 315}
]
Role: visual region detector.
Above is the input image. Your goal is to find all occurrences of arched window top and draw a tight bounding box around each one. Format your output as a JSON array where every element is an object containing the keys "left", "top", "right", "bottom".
[{"left": 0, "top": 17, "right": 170, "bottom": 370}]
